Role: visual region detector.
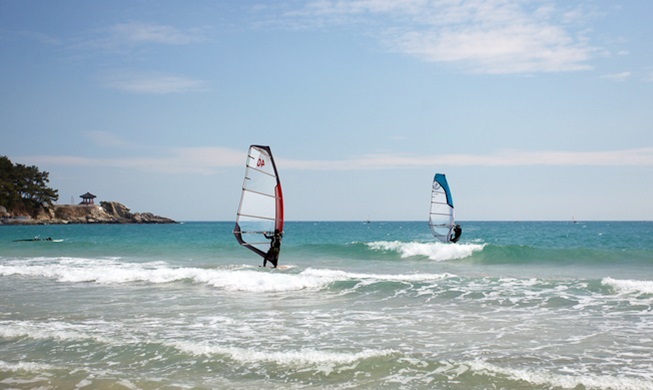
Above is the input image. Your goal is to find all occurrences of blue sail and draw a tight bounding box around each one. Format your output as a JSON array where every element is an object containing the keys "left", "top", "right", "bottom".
[{"left": 429, "top": 173, "right": 455, "bottom": 242}]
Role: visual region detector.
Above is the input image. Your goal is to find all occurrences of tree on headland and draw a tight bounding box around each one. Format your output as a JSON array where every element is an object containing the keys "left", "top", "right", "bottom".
[{"left": 0, "top": 156, "right": 59, "bottom": 216}]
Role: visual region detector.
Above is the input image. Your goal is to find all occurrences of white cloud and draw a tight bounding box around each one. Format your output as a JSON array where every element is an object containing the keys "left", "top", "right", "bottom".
[
  {"left": 74, "top": 22, "right": 206, "bottom": 51},
  {"left": 19, "top": 30, "right": 62, "bottom": 46},
  {"left": 600, "top": 71, "right": 631, "bottom": 81},
  {"left": 107, "top": 22, "right": 205, "bottom": 45},
  {"left": 277, "top": 0, "right": 599, "bottom": 74},
  {"left": 25, "top": 147, "right": 653, "bottom": 176},
  {"left": 390, "top": 24, "right": 593, "bottom": 74},
  {"left": 281, "top": 148, "right": 653, "bottom": 170},
  {"left": 102, "top": 71, "right": 209, "bottom": 94},
  {"left": 24, "top": 147, "right": 245, "bottom": 175},
  {"left": 644, "top": 70, "right": 653, "bottom": 83},
  {"left": 84, "top": 131, "right": 135, "bottom": 149}
]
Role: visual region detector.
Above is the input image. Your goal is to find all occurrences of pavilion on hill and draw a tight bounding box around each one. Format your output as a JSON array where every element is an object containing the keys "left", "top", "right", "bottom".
[{"left": 80, "top": 192, "right": 97, "bottom": 205}]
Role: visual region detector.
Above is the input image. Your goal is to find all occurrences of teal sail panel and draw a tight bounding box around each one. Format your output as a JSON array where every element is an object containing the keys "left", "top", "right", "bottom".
[{"left": 428, "top": 173, "right": 455, "bottom": 242}]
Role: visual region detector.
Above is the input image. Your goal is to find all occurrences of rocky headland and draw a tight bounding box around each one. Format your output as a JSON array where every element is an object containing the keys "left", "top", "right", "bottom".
[{"left": 0, "top": 201, "right": 176, "bottom": 224}]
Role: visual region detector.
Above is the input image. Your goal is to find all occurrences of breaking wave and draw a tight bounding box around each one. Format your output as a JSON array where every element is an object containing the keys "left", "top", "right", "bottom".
[{"left": 366, "top": 240, "right": 485, "bottom": 261}]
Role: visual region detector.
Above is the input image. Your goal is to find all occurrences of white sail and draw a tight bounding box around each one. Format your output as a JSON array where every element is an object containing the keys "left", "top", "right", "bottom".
[
  {"left": 234, "top": 145, "right": 284, "bottom": 259},
  {"left": 429, "top": 173, "right": 455, "bottom": 242}
]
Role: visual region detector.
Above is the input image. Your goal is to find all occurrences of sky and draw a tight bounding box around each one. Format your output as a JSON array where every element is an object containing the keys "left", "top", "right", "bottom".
[{"left": 1, "top": 0, "right": 652, "bottom": 221}]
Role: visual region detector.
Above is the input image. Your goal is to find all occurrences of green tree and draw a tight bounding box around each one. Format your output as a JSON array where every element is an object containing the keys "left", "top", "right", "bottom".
[
  {"left": 0, "top": 156, "right": 18, "bottom": 209},
  {"left": 0, "top": 156, "right": 59, "bottom": 215}
]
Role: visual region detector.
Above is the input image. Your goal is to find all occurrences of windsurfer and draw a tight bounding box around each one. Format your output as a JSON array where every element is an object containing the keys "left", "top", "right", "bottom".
[
  {"left": 263, "top": 229, "right": 283, "bottom": 268},
  {"left": 13, "top": 236, "right": 53, "bottom": 242},
  {"left": 450, "top": 224, "right": 462, "bottom": 243}
]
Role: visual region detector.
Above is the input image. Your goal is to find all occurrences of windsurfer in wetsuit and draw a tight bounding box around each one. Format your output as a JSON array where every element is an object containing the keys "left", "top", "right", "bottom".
[
  {"left": 450, "top": 224, "right": 462, "bottom": 243},
  {"left": 263, "top": 229, "right": 283, "bottom": 268}
]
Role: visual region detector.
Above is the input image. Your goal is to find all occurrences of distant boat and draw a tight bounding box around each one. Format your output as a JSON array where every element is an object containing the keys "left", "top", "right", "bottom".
[
  {"left": 428, "top": 173, "right": 456, "bottom": 243},
  {"left": 233, "top": 145, "right": 285, "bottom": 266}
]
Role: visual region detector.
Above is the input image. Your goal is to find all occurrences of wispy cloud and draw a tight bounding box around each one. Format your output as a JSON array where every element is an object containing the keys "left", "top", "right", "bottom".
[
  {"left": 84, "top": 131, "right": 135, "bottom": 149},
  {"left": 24, "top": 147, "right": 653, "bottom": 176},
  {"left": 18, "top": 30, "right": 63, "bottom": 46},
  {"left": 63, "top": 22, "right": 211, "bottom": 94},
  {"left": 101, "top": 70, "right": 209, "bottom": 94},
  {"left": 281, "top": 148, "right": 653, "bottom": 170},
  {"left": 107, "top": 22, "right": 206, "bottom": 45},
  {"left": 644, "top": 70, "right": 653, "bottom": 83},
  {"left": 272, "top": 0, "right": 600, "bottom": 74},
  {"left": 74, "top": 21, "right": 207, "bottom": 51},
  {"left": 25, "top": 147, "right": 244, "bottom": 175},
  {"left": 600, "top": 71, "right": 631, "bottom": 81}
]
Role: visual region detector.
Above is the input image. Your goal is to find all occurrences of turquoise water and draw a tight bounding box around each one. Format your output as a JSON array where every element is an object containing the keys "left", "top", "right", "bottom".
[{"left": 1, "top": 221, "right": 653, "bottom": 389}]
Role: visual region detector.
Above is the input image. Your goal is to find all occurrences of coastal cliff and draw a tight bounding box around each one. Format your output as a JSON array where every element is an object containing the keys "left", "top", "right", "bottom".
[{"left": 1, "top": 201, "right": 176, "bottom": 224}]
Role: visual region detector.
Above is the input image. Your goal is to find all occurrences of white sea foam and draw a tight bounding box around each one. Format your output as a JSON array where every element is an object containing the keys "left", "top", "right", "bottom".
[
  {"left": 301, "top": 268, "right": 455, "bottom": 283},
  {"left": 1, "top": 257, "right": 188, "bottom": 284},
  {"left": 0, "top": 256, "right": 460, "bottom": 293},
  {"left": 0, "top": 360, "right": 56, "bottom": 373},
  {"left": 194, "top": 267, "right": 456, "bottom": 292},
  {"left": 194, "top": 268, "right": 332, "bottom": 292},
  {"left": 0, "top": 320, "right": 112, "bottom": 344},
  {"left": 602, "top": 277, "right": 653, "bottom": 295},
  {"left": 466, "top": 360, "right": 653, "bottom": 390},
  {"left": 170, "top": 341, "right": 395, "bottom": 366},
  {"left": 0, "top": 257, "right": 335, "bottom": 292},
  {"left": 367, "top": 240, "right": 484, "bottom": 261}
]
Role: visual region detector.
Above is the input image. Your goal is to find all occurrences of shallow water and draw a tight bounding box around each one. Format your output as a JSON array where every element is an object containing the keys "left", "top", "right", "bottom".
[{"left": 2, "top": 221, "right": 653, "bottom": 389}]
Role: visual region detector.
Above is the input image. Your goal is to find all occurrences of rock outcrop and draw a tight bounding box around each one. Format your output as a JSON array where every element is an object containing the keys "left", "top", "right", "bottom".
[{"left": 1, "top": 201, "right": 176, "bottom": 224}]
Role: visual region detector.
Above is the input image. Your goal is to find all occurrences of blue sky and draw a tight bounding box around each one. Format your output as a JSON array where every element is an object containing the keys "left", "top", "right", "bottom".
[{"left": 2, "top": 0, "right": 652, "bottom": 221}]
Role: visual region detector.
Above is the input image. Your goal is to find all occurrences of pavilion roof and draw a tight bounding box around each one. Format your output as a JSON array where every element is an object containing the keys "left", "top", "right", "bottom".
[{"left": 80, "top": 192, "right": 97, "bottom": 198}]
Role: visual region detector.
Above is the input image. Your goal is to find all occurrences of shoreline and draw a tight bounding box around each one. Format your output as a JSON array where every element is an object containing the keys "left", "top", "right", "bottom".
[{"left": 0, "top": 201, "right": 177, "bottom": 225}]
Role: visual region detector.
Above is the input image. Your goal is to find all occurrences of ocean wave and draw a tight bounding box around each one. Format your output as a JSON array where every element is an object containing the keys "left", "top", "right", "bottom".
[
  {"left": 170, "top": 341, "right": 396, "bottom": 366},
  {"left": 0, "top": 320, "right": 113, "bottom": 344},
  {"left": 195, "top": 268, "right": 334, "bottom": 292},
  {"left": 0, "top": 257, "right": 333, "bottom": 292},
  {"left": 6, "top": 256, "right": 653, "bottom": 305},
  {"left": 602, "top": 277, "right": 653, "bottom": 295},
  {"left": 387, "top": 358, "right": 653, "bottom": 389},
  {"left": 0, "top": 257, "right": 460, "bottom": 293},
  {"left": 465, "top": 360, "right": 653, "bottom": 390},
  {"left": 0, "top": 360, "right": 58, "bottom": 373},
  {"left": 0, "top": 257, "right": 194, "bottom": 285},
  {"left": 467, "top": 243, "right": 653, "bottom": 266},
  {"left": 366, "top": 240, "right": 485, "bottom": 261},
  {"left": 302, "top": 268, "right": 455, "bottom": 282}
]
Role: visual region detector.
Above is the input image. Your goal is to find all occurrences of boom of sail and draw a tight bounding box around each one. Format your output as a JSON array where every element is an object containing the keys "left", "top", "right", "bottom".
[
  {"left": 234, "top": 145, "right": 285, "bottom": 259},
  {"left": 428, "top": 173, "right": 455, "bottom": 243}
]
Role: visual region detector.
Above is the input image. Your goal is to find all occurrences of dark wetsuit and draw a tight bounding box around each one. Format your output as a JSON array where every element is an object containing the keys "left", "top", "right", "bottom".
[
  {"left": 450, "top": 225, "right": 462, "bottom": 243},
  {"left": 263, "top": 231, "right": 282, "bottom": 268}
]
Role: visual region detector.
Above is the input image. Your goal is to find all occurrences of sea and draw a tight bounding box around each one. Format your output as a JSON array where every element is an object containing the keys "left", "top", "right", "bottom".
[{"left": 1, "top": 221, "right": 653, "bottom": 390}]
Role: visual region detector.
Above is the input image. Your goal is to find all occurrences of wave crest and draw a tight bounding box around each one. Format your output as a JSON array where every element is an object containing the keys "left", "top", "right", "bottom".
[
  {"left": 1, "top": 257, "right": 460, "bottom": 293},
  {"left": 366, "top": 241, "right": 485, "bottom": 261},
  {"left": 171, "top": 341, "right": 396, "bottom": 366},
  {"left": 602, "top": 277, "right": 653, "bottom": 295}
]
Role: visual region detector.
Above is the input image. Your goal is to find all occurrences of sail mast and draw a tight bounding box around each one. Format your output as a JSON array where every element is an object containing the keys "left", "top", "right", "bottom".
[{"left": 234, "top": 145, "right": 284, "bottom": 260}]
